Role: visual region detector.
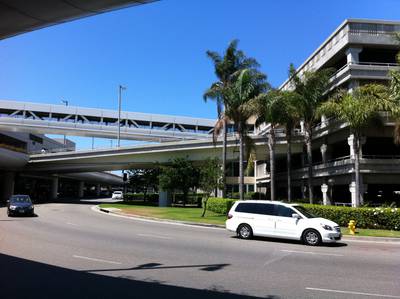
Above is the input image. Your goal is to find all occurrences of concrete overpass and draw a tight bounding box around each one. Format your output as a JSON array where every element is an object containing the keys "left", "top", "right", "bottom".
[
  {"left": 0, "top": 100, "right": 216, "bottom": 142},
  {"left": 0, "top": 0, "right": 158, "bottom": 40},
  {"left": 27, "top": 135, "right": 304, "bottom": 173}
]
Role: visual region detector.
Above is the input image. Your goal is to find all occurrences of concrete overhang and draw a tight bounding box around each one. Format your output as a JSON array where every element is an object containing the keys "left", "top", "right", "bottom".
[
  {"left": 0, "top": 0, "right": 158, "bottom": 40},
  {"left": 26, "top": 136, "right": 304, "bottom": 173}
]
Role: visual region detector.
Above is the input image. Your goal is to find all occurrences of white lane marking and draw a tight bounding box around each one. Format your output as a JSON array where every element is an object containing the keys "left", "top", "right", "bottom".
[
  {"left": 66, "top": 222, "right": 78, "bottom": 226},
  {"left": 137, "top": 233, "right": 172, "bottom": 240},
  {"left": 281, "top": 250, "right": 343, "bottom": 257},
  {"left": 73, "top": 255, "right": 122, "bottom": 265},
  {"left": 306, "top": 287, "right": 400, "bottom": 298},
  {"left": 264, "top": 252, "right": 290, "bottom": 266}
]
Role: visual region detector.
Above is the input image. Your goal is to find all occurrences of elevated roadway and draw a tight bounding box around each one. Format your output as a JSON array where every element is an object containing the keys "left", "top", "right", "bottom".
[
  {"left": 27, "top": 136, "right": 304, "bottom": 173},
  {"left": 0, "top": 100, "right": 216, "bottom": 142}
]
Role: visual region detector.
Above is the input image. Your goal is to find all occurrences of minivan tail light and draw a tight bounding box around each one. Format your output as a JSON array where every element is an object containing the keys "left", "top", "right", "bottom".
[{"left": 227, "top": 213, "right": 233, "bottom": 219}]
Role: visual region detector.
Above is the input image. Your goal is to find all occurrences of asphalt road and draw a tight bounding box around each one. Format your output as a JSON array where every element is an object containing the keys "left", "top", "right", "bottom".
[{"left": 1, "top": 199, "right": 399, "bottom": 299}]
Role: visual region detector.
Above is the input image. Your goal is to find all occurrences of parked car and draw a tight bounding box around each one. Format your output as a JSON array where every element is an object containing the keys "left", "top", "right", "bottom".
[
  {"left": 111, "top": 191, "right": 123, "bottom": 200},
  {"left": 7, "top": 195, "right": 35, "bottom": 217},
  {"left": 226, "top": 200, "right": 341, "bottom": 246}
]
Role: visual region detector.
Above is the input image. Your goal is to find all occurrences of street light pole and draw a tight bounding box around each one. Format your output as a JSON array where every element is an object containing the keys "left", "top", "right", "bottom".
[
  {"left": 61, "top": 100, "right": 69, "bottom": 148},
  {"left": 117, "top": 85, "right": 126, "bottom": 148}
]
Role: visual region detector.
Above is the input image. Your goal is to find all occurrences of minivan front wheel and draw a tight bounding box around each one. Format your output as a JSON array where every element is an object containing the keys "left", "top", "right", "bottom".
[
  {"left": 237, "top": 224, "right": 253, "bottom": 239},
  {"left": 303, "top": 229, "right": 321, "bottom": 246}
]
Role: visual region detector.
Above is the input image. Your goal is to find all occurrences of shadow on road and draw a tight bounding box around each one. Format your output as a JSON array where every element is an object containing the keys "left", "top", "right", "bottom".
[
  {"left": 40, "top": 198, "right": 118, "bottom": 206},
  {"left": 0, "top": 253, "right": 279, "bottom": 299},
  {"left": 83, "top": 262, "right": 230, "bottom": 273},
  {"left": 231, "top": 236, "right": 348, "bottom": 247}
]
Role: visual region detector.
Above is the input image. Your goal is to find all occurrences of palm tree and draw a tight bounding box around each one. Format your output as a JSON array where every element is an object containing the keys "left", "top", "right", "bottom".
[
  {"left": 389, "top": 32, "right": 400, "bottom": 144},
  {"left": 204, "top": 40, "right": 261, "bottom": 198},
  {"left": 276, "top": 91, "right": 300, "bottom": 202},
  {"left": 253, "top": 90, "right": 300, "bottom": 201},
  {"left": 319, "top": 84, "right": 390, "bottom": 206},
  {"left": 289, "top": 64, "right": 333, "bottom": 203},
  {"left": 223, "top": 69, "right": 268, "bottom": 200}
]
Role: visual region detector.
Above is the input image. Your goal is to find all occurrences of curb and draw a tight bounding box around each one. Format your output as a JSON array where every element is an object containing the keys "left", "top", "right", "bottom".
[
  {"left": 95, "top": 206, "right": 400, "bottom": 243},
  {"left": 93, "top": 206, "right": 225, "bottom": 229},
  {"left": 341, "top": 235, "right": 400, "bottom": 242}
]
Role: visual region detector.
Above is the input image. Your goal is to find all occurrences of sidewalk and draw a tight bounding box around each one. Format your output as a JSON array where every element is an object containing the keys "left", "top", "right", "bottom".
[{"left": 96, "top": 206, "right": 400, "bottom": 243}]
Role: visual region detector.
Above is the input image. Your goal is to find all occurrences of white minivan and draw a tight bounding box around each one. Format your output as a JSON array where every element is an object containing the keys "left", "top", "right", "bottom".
[
  {"left": 226, "top": 200, "right": 341, "bottom": 246},
  {"left": 111, "top": 191, "right": 123, "bottom": 200}
]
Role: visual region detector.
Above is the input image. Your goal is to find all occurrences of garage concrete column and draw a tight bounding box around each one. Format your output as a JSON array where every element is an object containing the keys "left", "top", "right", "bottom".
[
  {"left": 50, "top": 176, "right": 58, "bottom": 201},
  {"left": 1, "top": 171, "right": 15, "bottom": 202},
  {"left": 159, "top": 190, "right": 171, "bottom": 207},
  {"left": 321, "top": 183, "right": 330, "bottom": 205},
  {"left": 347, "top": 134, "right": 356, "bottom": 159},
  {"left": 78, "top": 181, "right": 84, "bottom": 198},
  {"left": 320, "top": 144, "right": 328, "bottom": 164},
  {"left": 349, "top": 181, "right": 358, "bottom": 207},
  {"left": 345, "top": 47, "right": 362, "bottom": 64},
  {"left": 96, "top": 184, "right": 101, "bottom": 197}
]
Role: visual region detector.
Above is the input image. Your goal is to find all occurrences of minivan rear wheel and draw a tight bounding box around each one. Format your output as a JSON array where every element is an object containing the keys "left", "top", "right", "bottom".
[
  {"left": 237, "top": 224, "right": 253, "bottom": 239},
  {"left": 303, "top": 229, "right": 321, "bottom": 246}
]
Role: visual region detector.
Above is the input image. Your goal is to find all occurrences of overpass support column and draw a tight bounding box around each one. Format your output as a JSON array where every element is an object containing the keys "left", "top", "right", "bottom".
[
  {"left": 159, "top": 190, "right": 171, "bottom": 207},
  {"left": 96, "top": 184, "right": 101, "bottom": 197},
  {"left": 50, "top": 177, "right": 58, "bottom": 201},
  {"left": 78, "top": 181, "right": 85, "bottom": 198},
  {"left": 1, "top": 171, "right": 15, "bottom": 202}
]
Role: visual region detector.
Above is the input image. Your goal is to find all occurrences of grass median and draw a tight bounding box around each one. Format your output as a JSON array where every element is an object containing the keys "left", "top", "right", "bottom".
[
  {"left": 99, "top": 203, "right": 400, "bottom": 238},
  {"left": 99, "top": 203, "right": 226, "bottom": 225}
]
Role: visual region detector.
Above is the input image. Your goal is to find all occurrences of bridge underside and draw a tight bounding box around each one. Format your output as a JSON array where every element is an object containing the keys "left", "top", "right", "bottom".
[
  {"left": 0, "top": 100, "right": 215, "bottom": 142},
  {"left": 0, "top": 0, "right": 158, "bottom": 40},
  {"left": 27, "top": 137, "right": 302, "bottom": 173}
]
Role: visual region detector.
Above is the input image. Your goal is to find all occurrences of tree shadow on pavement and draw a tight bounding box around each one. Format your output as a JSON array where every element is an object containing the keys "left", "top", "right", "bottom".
[
  {"left": 231, "top": 236, "right": 348, "bottom": 247},
  {"left": 83, "top": 262, "right": 230, "bottom": 273},
  {"left": 0, "top": 253, "right": 280, "bottom": 299}
]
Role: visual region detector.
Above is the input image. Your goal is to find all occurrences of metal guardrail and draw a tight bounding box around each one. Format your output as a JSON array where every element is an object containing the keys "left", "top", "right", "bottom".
[{"left": 362, "top": 155, "right": 400, "bottom": 160}]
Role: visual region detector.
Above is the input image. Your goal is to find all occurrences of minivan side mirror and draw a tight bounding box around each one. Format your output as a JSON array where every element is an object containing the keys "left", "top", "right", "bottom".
[{"left": 292, "top": 213, "right": 301, "bottom": 219}]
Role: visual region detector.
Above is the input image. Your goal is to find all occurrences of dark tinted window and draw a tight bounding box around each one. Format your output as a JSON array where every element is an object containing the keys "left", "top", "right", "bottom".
[
  {"left": 235, "top": 203, "right": 274, "bottom": 215},
  {"left": 10, "top": 195, "right": 31, "bottom": 203},
  {"left": 274, "top": 205, "right": 295, "bottom": 217}
]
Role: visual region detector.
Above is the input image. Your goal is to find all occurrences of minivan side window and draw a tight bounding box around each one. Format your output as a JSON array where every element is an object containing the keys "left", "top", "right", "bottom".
[
  {"left": 274, "top": 205, "right": 295, "bottom": 217},
  {"left": 235, "top": 203, "right": 275, "bottom": 215}
]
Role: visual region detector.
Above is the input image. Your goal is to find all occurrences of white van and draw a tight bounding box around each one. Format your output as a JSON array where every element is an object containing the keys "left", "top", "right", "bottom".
[
  {"left": 111, "top": 191, "right": 123, "bottom": 200},
  {"left": 226, "top": 200, "right": 341, "bottom": 246}
]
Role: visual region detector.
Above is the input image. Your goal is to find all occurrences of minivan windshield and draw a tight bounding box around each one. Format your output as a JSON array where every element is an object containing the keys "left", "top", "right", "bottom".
[{"left": 293, "top": 205, "right": 316, "bottom": 218}]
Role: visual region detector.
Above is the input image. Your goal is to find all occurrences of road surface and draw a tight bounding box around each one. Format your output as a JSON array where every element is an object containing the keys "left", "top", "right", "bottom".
[{"left": 1, "top": 199, "right": 399, "bottom": 299}]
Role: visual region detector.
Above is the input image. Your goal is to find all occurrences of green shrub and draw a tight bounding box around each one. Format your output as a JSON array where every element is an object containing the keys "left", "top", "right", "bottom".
[
  {"left": 174, "top": 193, "right": 205, "bottom": 206},
  {"left": 227, "top": 192, "right": 264, "bottom": 200},
  {"left": 250, "top": 192, "right": 266, "bottom": 199},
  {"left": 124, "top": 193, "right": 158, "bottom": 202},
  {"left": 302, "top": 204, "right": 400, "bottom": 230},
  {"left": 206, "top": 197, "right": 238, "bottom": 215}
]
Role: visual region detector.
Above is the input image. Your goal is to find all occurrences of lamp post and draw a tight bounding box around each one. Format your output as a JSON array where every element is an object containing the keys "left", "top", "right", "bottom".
[
  {"left": 117, "top": 85, "right": 127, "bottom": 198},
  {"left": 117, "top": 85, "right": 126, "bottom": 148},
  {"left": 61, "top": 100, "right": 69, "bottom": 148}
]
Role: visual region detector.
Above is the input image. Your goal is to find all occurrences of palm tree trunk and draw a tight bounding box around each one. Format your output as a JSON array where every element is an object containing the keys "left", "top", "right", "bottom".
[
  {"left": 286, "top": 129, "right": 292, "bottom": 203},
  {"left": 222, "top": 120, "right": 227, "bottom": 198},
  {"left": 354, "top": 134, "right": 361, "bottom": 207},
  {"left": 305, "top": 127, "right": 314, "bottom": 204},
  {"left": 268, "top": 129, "right": 276, "bottom": 201},
  {"left": 239, "top": 129, "right": 244, "bottom": 201}
]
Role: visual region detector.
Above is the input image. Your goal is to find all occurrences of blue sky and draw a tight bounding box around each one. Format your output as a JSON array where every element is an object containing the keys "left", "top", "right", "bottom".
[{"left": 1, "top": 0, "right": 399, "bottom": 149}]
